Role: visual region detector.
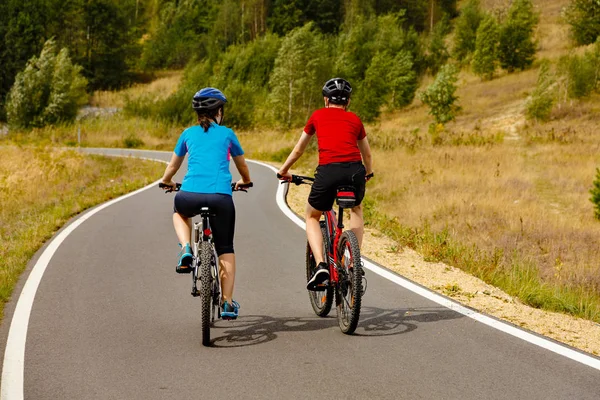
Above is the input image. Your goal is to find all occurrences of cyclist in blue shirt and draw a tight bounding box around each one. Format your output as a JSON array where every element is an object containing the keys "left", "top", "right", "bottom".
[{"left": 160, "top": 87, "right": 252, "bottom": 320}]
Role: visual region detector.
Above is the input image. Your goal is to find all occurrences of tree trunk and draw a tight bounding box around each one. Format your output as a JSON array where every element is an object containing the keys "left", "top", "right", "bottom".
[{"left": 288, "top": 79, "right": 293, "bottom": 127}]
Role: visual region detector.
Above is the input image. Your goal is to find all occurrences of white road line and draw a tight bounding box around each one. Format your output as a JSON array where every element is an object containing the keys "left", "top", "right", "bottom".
[
  {"left": 1, "top": 154, "right": 168, "bottom": 400},
  {"left": 249, "top": 159, "right": 600, "bottom": 372}
]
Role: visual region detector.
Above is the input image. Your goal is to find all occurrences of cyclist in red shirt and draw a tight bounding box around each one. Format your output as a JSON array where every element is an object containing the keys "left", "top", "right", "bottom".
[{"left": 278, "top": 78, "right": 373, "bottom": 290}]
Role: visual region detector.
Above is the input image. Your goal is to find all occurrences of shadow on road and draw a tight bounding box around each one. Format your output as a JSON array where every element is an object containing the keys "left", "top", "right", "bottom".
[{"left": 210, "top": 306, "right": 463, "bottom": 348}]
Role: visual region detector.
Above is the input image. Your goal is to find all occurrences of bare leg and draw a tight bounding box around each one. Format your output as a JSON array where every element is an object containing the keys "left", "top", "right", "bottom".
[
  {"left": 173, "top": 212, "right": 192, "bottom": 245},
  {"left": 219, "top": 253, "right": 236, "bottom": 302},
  {"left": 349, "top": 205, "right": 364, "bottom": 247},
  {"left": 306, "top": 203, "right": 324, "bottom": 264}
]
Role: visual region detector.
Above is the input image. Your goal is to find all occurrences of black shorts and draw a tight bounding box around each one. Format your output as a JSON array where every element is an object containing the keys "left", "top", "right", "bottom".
[
  {"left": 308, "top": 162, "right": 366, "bottom": 212},
  {"left": 173, "top": 191, "right": 235, "bottom": 256}
]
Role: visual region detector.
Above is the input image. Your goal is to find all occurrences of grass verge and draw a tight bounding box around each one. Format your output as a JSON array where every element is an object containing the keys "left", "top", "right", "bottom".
[{"left": 0, "top": 145, "right": 165, "bottom": 320}]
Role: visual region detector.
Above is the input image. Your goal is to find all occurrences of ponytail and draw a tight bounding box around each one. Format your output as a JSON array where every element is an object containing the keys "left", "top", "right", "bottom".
[{"left": 195, "top": 106, "right": 222, "bottom": 132}]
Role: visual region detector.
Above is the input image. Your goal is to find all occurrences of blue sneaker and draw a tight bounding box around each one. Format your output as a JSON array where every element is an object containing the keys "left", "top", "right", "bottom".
[
  {"left": 221, "top": 300, "right": 240, "bottom": 320},
  {"left": 176, "top": 243, "right": 193, "bottom": 274}
]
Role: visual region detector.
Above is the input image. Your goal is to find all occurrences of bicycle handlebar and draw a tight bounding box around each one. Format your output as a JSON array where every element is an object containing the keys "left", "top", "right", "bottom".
[
  {"left": 158, "top": 182, "right": 182, "bottom": 193},
  {"left": 277, "top": 173, "right": 315, "bottom": 186},
  {"left": 158, "top": 182, "right": 253, "bottom": 193}
]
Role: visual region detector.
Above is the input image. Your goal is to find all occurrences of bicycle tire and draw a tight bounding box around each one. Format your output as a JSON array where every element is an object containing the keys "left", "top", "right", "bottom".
[
  {"left": 306, "top": 221, "right": 333, "bottom": 317},
  {"left": 336, "top": 230, "right": 363, "bottom": 334},
  {"left": 199, "top": 241, "right": 213, "bottom": 346}
]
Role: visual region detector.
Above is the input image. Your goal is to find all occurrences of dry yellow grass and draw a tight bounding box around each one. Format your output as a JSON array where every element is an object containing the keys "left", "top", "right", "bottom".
[
  {"left": 90, "top": 71, "right": 183, "bottom": 108},
  {"left": 0, "top": 145, "right": 165, "bottom": 319}
]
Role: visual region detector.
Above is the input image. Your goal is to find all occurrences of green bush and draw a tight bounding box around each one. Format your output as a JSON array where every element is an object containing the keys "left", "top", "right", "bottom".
[
  {"left": 526, "top": 60, "right": 556, "bottom": 122},
  {"left": 419, "top": 64, "right": 461, "bottom": 125},
  {"left": 590, "top": 168, "right": 600, "bottom": 220},
  {"left": 6, "top": 39, "right": 87, "bottom": 130},
  {"left": 558, "top": 53, "right": 597, "bottom": 99}
]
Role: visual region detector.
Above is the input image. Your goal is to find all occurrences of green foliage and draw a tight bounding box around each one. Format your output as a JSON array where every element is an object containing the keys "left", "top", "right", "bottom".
[
  {"left": 268, "top": 23, "right": 331, "bottom": 127},
  {"left": 497, "top": 0, "right": 539, "bottom": 72},
  {"left": 6, "top": 39, "right": 87, "bottom": 129},
  {"left": 419, "top": 64, "right": 461, "bottom": 125},
  {"left": 558, "top": 54, "right": 597, "bottom": 99},
  {"left": 564, "top": 0, "right": 600, "bottom": 46},
  {"left": 590, "top": 168, "right": 600, "bottom": 220},
  {"left": 526, "top": 60, "right": 557, "bottom": 122},
  {"left": 453, "top": 0, "right": 483, "bottom": 62},
  {"left": 472, "top": 14, "right": 499, "bottom": 80},
  {"left": 426, "top": 15, "right": 451, "bottom": 76}
]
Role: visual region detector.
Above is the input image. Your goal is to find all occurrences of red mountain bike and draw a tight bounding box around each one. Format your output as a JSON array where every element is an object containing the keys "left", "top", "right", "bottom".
[{"left": 278, "top": 174, "right": 367, "bottom": 334}]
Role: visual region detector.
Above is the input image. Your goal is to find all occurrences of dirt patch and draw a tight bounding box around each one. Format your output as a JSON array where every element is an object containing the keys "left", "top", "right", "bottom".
[{"left": 284, "top": 181, "right": 600, "bottom": 357}]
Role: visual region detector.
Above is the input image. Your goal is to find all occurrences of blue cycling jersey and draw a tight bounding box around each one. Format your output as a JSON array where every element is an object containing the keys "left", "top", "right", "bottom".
[{"left": 174, "top": 123, "right": 244, "bottom": 195}]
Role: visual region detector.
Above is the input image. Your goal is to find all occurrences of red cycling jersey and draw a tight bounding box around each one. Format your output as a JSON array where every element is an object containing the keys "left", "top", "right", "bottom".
[{"left": 304, "top": 107, "right": 366, "bottom": 165}]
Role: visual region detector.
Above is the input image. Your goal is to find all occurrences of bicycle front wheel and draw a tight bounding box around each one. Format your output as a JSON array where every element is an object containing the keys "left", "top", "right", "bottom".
[
  {"left": 199, "top": 241, "right": 213, "bottom": 346},
  {"left": 306, "top": 221, "right": 333, "bottom": 317},
  {"left": 336, "top": 230, "right": 363, "bottom": 334}
]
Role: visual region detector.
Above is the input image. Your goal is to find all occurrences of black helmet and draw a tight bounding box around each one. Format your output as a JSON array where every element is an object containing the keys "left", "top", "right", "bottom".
[
  {"left": 322, "top": 78, "right": 352, "bottom": 105},
  {"left": 192, "top": 87, "right": 227, "bottom": 111}
]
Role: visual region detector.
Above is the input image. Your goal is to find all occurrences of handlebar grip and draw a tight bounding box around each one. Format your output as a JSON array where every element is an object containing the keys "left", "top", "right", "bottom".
[{"left": 158, "top": 182, "right": 181, "bottom": 192}]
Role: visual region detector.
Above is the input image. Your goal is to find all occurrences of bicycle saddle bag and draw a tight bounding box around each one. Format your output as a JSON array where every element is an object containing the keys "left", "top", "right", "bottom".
[{"left": 336, "top": 187, "right": 356, "bottom": 208}]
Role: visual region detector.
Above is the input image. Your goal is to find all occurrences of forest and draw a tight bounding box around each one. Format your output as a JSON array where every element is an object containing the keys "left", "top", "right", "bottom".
[{"left": 0, "top": 0, "right": 470, "bottom": 128}]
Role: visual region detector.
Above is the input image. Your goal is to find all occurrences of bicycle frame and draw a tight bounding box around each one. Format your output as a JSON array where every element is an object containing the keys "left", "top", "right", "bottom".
[{"left": 322, "top": 205, "right": 345, "bottom": 285}]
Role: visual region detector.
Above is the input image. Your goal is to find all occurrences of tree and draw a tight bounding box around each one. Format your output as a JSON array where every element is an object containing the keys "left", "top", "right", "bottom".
[
  {"left": 564, "top": 0, "right": 600, "bottom": 46},
  {"left": 268, "top": 23, "right": 331, "bottom": 127},
  {"left": 453, "top": 0, "right": 483, "bottom": 62},
  {"left": 426, "top": 15, "right": 451, "bottom": 75},
  {"left": 472, "top": 14, "right": 499, "bottom": 80},
  {"left": 419, "top": 63, "right": 461, "bottom": 124},
  {"left": 497, "top": 0, "right": 538, "bottom": 72},
  {"left": 6, "top": 39, "right": 87, "bottom": 129}
]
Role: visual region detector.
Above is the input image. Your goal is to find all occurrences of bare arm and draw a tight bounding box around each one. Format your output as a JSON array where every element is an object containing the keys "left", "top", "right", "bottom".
[
  {"left": 278, "top": 131, "right": 313, "bottom": 178},
  {"left": 232, "top": 155, "right": 252, "bottom": 184},
  {"left": 358, "top": 137, "right": 373, "bottom": 176},
  {"left": 160, "top": 153, "right": 185, "bottom": 187}
]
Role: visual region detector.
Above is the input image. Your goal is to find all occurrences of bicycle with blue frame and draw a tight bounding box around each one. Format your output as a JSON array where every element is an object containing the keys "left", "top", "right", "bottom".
[
  {"left": 159, "top": 181, "right": 252, "bottom": 346},
  {"left": 278, "top": 174, "right": 367, "bottom": 334}
]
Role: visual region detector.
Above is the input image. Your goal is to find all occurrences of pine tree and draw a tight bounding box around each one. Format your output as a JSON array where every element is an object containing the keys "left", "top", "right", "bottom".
[
  {"left": 497, "top": 0, "right": 538, "bottom": 72},
  {"left": 472, "top": 14, "right": 499, "bottom": 80}
]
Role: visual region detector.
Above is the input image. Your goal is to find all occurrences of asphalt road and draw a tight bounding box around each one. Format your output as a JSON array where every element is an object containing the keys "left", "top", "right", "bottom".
[{"left": 1, "top": 148, "right": 599, "bottom": 399}]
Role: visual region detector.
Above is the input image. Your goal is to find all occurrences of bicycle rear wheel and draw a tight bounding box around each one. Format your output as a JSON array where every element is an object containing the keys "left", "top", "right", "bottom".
[
  {"left": 306, "top": 221, "right": 333, "bottom": 317},
  {"left": 199, "top": 241, "right": 213, "bottom": 346},
  {"left": 336, "top": 230, "right": 363, "bottom": 334}
]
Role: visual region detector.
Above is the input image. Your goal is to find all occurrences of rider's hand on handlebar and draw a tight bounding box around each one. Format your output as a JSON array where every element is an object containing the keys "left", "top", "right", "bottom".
[
  {"left": 277, "top": 171, "right": 292, "bottom": 181},
  {"left": 234, "top": 178, "right": 252, "bottom": 191},
  {"left": 160, "top": 179, "right": 177, "bottom": 191},
  {"left": 365, "top": 172, "right": 374, "bottom": 182}
]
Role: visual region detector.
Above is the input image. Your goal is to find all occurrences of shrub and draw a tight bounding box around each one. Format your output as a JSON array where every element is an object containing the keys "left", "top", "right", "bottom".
[
  {"left": 419, "top": 64, "right": 461, "bottom": 125},
  {"left": 526, "top": 60, "right": 557, "bottom": 122},
  {"left": 6, "top": 39, "right": 87, "bottom": 129},
  {"left": 590, "top": 167, "right": 600, "bottom": 219}
]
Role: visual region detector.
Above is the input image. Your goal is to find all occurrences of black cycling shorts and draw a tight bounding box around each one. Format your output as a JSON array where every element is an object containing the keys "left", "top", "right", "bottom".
[
  {"left": 173, "top": 191, "right": 235, "bottom": 256},
  {"left": 308, "top": 162, "right": 366, "bottom": 212}
]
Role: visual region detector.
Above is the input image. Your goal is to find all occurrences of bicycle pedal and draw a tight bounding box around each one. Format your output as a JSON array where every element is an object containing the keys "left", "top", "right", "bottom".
[{"left": 191, "top": 289, "right": 200, "bottom": 297}]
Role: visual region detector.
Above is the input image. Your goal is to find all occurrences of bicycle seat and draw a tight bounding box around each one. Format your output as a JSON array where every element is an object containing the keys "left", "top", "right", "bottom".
[{"left": 336, "top": 186, "right": 356, "bottom": 209}]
